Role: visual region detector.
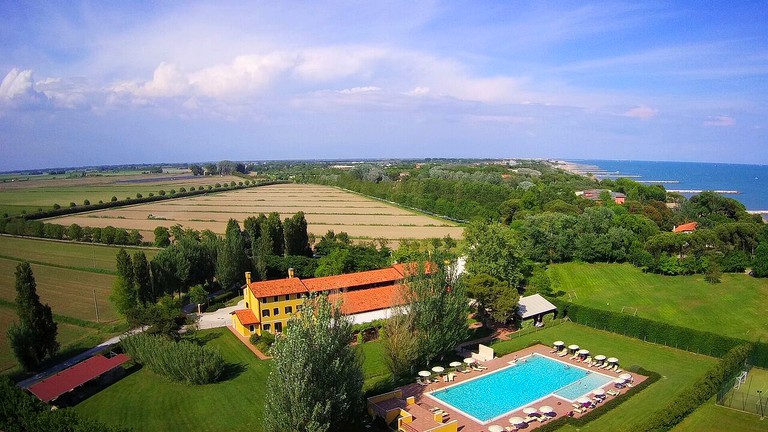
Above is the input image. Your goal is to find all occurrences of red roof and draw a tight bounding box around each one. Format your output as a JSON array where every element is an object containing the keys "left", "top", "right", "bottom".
[
  {"left": 248, "top": 277, "right": 308, "bottom": 298},
  {"left": 673, "top": 222, "right": 698, "bottom": 233},
  {"left": 328, "top": 284, "right": 407, "bottom": 315},
  {"left": 234, "top": 309, "right": 260, "bottom": 325},
  {"left": 392, "top": 261, "right": 437, "bottom": 277},
  {"left": 28, "top": 354, "right": 130, "bottom": 402},
  {"left": 302, "top": 267, "right": 404, "bottom": 292}
]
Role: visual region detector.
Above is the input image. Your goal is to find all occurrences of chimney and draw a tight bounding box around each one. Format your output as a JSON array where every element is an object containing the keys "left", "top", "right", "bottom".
[
  {"left": 245, "top": 272, "right": 251, "bottom": 285},
  {"left": 288, "top": 268, "right": 295, "bottom": 278}
]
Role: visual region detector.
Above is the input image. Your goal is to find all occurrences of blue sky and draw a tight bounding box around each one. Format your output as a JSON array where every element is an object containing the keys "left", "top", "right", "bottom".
[{"left": 1, "top": 1, "right": 766, "bottom": 170}]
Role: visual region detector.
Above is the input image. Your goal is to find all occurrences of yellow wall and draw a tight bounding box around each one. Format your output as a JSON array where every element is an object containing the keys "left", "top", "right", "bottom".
[
  {"left": 241, "top": 285, "right": 306, "bottom": 335},
  {"left": 232, "top": 314, "right": 248, "bottom": 337}
]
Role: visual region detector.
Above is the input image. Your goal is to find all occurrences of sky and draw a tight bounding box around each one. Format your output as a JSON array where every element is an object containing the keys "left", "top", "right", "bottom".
[{"left": 1, "top": 1, "right": 767, "bottom": 171}]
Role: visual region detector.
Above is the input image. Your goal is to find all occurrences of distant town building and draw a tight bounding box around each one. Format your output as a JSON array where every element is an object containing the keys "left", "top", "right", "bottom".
[
  {"left": 576, "top": 189, "right": 626, "bottom": 205},
  {"left": 673, "top": 221, "right": 698, "bottom": 234}
]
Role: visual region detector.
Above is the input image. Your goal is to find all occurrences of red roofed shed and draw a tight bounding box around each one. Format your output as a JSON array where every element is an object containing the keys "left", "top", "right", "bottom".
[{"left": 28, "top": 354, "right": 130, "bottom": 403}]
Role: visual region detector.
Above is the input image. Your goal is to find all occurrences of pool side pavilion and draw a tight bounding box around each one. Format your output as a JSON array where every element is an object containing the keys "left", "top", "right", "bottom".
[{"left": 516, "top": 294, "right": 557, "bottom": 325}]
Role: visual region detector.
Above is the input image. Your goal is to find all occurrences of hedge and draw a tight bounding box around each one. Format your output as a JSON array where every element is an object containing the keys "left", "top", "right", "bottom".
[
  {"left": 636, "top": 343, "right": 753, "bottom": 432},
  {"left": 535, "top": 366, "right": 662, "bottom": 432},
  {"left": 549, "top": 298, "right": 768, "bottom": 367}
]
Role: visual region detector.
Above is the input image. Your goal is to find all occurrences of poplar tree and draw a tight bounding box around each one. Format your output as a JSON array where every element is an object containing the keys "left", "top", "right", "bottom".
[
  {"left": 132, "top": 251, "right": 154, "bottom": 304},
  {"left": 7, "top": 262, "right": 59, "bottom": 370},
  {"left": 110, "top": 249, "right": 138, "bottom": 316},
  {"left": 283, "top": 211, "right": 311, "bottom": 256},
  {"left": 264, "top": 295, "right": 364, "bottom": 432},
  {"left": 216, "top": 219, "right": 249, "bottom": 290}
]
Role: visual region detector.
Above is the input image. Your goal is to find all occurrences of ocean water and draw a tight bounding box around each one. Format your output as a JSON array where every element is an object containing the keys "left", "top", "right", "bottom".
[{"left": 570, "top": 160, "right": 768, "bottom": 212}]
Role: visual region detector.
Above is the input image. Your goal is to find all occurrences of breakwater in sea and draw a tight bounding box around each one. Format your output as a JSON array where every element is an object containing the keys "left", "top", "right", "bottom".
[{"left": 563, "top": 159, "right": 768, "bottom": 212}]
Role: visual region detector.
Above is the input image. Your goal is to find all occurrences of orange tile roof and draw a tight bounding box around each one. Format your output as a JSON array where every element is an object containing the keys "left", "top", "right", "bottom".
[
  {"left": 328, "top": 284, "right": 407, "bottom": 315},
  {"left": 392, "top": 261, "right": 438, "bottom": 277},
  {"left": 673, "top": 222, "right": 698, "bottom": 233},
  {"left": 302, "top": 267, "right": 404, "bottom": 292},
  {"left": 248, "top": 277, "right": 307, "bottom": 298},
  {"left": 233, "top": 309, "right": 260, "bottom": 325}
]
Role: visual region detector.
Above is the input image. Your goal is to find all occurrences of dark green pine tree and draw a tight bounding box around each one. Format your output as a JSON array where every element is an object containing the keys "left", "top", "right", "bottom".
[
  {"left": 7, "top": 262, "right": 59, "bottom": 370},
  {"left": 132, "top": 251, "right": 154, "bottom": 304}
]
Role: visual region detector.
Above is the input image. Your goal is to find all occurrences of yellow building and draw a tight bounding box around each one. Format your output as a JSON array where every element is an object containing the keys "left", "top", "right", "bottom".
[{"left": 231, "top": 264, "right": 423, "bottom": 337}]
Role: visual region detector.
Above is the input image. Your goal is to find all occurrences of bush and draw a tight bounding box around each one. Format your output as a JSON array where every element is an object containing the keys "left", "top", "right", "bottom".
[
  {"left": 249, "top": 331, "right": 275, "bottom": 354},
  {"left": 83, "top": 199, "right": 90, "bottom": 205},
  {"left": 136, "top": 193, "right": 143, "bottom": 198},
  {"left": 53, "top": 203, "right": 60, "bottom": 209},
  {"left": 158, "top": 190, "right": 166, "bottom": 196},
  {"left": 69, "top": 202, "right": 76, "bottom": 207},
  {"left": 121, "top": 333, "right": 226, "bottom": 385}
]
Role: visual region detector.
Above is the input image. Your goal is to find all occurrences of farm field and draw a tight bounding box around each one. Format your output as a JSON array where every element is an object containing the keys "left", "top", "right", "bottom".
[
  {"left": 549, "top": 262, "right": 768, "bottom": 341},
  {"left": 0, "top": 236, "right": 159, "bottom": 371},
  {"left": 0, "top": 235, "right": 158, "bottom": 273},
  {"left": 48, "top": 183, "right": 465, "bottom": 244},
  {"left": 0, "top": 173, "right": 243, "bottom": 216}
]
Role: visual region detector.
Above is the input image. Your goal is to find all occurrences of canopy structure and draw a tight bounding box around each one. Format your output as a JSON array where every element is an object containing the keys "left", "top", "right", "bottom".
[
  {"left": 568, "top": 344, "right": 580, "bottom": 351},
  {"left": 516, "top": 293, "right": 557, "bottom": 319},
  {"left": 613, "top": 378, "right": 626, "bottom": 385},
  {"left": 578, "top": 349, "right": 589, "bottom": 355},
  {"left": 607, "top": 357, "right": 619, "bottom": 363},
  {"left": 594, "top": 354, "right": 607, "bottom": 361},
  {"left": 488, "top": 425, "right": 504, "bottom": 432},
  {"left": 28, "top": 354, "right": 130, "bottom": 403},
  {"left": 449, "top": 361, "right": 462, "bottom": 368},
  {"left": 593, "top": 388, "right": 606, "bottom": 396},
  {"left": 619, "top": 373, "right": 633, "bottom": 381},
  {"left": 463, "top": 358, "right": 475, "bottom": 364},
  {"left": 418, "top": 370, "right": 431, "bottom": 377},
  {"left": 576, "top": 396, "right": 591, "bottom": 405},
  {"left": 553, "top": 341, "right": 565, "bottom": 347},
  {"left": 523, "top": 407, "right": 538, "bottom": 415},
  {"left": 431, "top": 366, "right": 445, "bottom": 374}
]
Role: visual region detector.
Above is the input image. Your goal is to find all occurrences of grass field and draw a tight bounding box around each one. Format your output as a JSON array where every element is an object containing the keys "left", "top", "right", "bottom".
[
  {"left": 0, "top": 173, "right": 243, "bottom": 216},
  {"left": 0, "top": 235, "right": 158, "bottom": 273},
  {"left": 76, "top": 328, "right": 392, "bottom": 431},
  {"left": 549, "top": 262, "right": 768, "bottom": 341},
  {"left": 718, "top": 366, "right": 768, "bottom": 416},
  {"left": 74, "top": 322, "right": 734, "bottom": 432},
  {"left": 48, "top": 183, "right": 464, "bottom": 244},
  {"left": 674, "top": 397, "right": 766, "bottom": 432}
]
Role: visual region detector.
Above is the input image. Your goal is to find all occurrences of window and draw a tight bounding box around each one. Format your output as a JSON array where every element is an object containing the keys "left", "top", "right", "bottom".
[
  {"left": 273, "top": 307, "right": 279, "bottom": 316},
  {"left": 296, "top": 304, "right": 302, "bottom": 312},
  {"left": 273, "top": 296, "right": 278, "bottom": 302},
  {"left": 262, "top": 309, "right": 270, "bottom": 317},
  {"left": 275, "top": 322, "right": 283, "bottom": 333},
  {"left": 263, "top": 323, "right": 271, "bottom": 332},
  {"left": 245, "top": 302, "right": 249, "bottom": 308},
  {"left": 249, "top": 325, "right": 255, "bottom": 332},
  {"left": 285, "top": 306, "right": 293, "bottom": 314}
]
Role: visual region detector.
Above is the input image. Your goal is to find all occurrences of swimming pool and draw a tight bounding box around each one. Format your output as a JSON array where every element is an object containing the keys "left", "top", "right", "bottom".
[{"left": 429, "top": 354, "right": 613, "bottom": 423}]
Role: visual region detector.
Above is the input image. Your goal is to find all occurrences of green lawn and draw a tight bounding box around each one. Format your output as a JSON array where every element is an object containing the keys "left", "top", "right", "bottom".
[
  {"left": 673, "top": 397, "right": 766, "bottom": 432},
  {"left": 549, "top": 262, "right": 768, "bottom": 341},
  {"left": 492, "top": 322, "right": 721, "bottom": 432},
  {"left": 76, "top": 328, "right": 392, "bottom": 431}
]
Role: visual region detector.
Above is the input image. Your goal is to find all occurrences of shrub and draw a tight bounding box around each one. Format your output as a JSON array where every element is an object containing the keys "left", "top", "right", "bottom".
[
  {"left": 111, "top": 196, "right": 118, "bottom": 202},
  {"left": 53, "top": 203, "right": 61, "bottom": 209},
  {"left": 179, "top": 187, "right": 186, "bottom": 193},
  {"left": 159, "top": 190, "right": 166, "bottom": 196},
  {"left": 249, "top": 331, "right": 275, "bottom": 354},
  {"left": 170, "top": 189, "right": 176, "bottom": 195},
  {"left": 148, "top": 192, "right": 154, "bottom": 197},
  {"left": 136, "top": 193, "right": 143, "bottom": 198},
  {"left": 83, "top": 199, "right": 90, "bottom": 205},
  {"left": 69, "top": 202, "right": 76, "bottom": 207},
  {"left": 121, "top": 333, "right": 226, "bottom": 385}
]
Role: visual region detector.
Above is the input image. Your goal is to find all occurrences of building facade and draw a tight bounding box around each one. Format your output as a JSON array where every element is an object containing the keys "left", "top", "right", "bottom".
[{"left": 231, "top": 263, "right": 425, "bottom": 337}]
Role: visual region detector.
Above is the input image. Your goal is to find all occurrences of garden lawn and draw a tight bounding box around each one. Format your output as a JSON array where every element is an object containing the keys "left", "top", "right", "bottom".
[
  {"left": 492, "top": 322, "right": 718, "bottom": 432},
  {"left": 75, "top": 328, "right": 392, "bottom": 431},
  {"left": 0, "top": 235, "right": 158, "bottom": 273},
  {"left": 549, "top": 262, "right": 768, "bottom": 341}
]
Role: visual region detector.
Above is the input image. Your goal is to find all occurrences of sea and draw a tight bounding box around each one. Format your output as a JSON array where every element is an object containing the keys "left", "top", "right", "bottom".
[{"left": 567, "top": 160, "right": 768, "bottom": 217}]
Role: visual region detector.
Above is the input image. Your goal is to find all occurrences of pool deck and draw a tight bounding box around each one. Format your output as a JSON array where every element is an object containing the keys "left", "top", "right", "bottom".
[{"left": 390, "top": 344, "right": 647, "bottom": 432}]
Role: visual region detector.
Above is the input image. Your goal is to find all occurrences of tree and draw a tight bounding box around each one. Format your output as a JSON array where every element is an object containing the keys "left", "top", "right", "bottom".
[
  {"left": 263, "top": 295, "right": 364, "bottom": 432},
  {"left": 381, "top": 307, "right": 419, "bottom": 380},
  {"left": 189, "top": 164, "right": 204, "bottom": 175},
  {"left": 216, "top": 219, "right": 249, "bottom": 290},
  {"left": 7, "top": 262, "right": 58, "bottom": 370},
  {"left": 464, "top": 221, "right": 525, "bottom": 287},
  {"left": 404, "top": 264, "right": 470, "bottom": 365},
  {"left": 283, "top": 212, "right": 311, "bottom": 256},
  {"left": 466, "top": 273, "right": 519, "bottom": 323},
  {"left": 189, "top": 284, "right": 208, "bottom": 310},
  {"left": 133, "top": 251, "right": 154, "bottom": 304},
  {"left": 154, "top": 226, "right": 171, "bottom": 247},
  {"left": 263, "top": 212, "right": 285, "bottom": 256},
  {"left": 753, "top": 242, "right": 768, "bottom": 277},
  {"left": 110, "top": 249, "right": 138, "bottom": 316}
]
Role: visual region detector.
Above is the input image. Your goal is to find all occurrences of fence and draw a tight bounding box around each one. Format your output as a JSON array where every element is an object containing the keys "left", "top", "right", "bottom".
[{"left": 717, "top": 366, "right": 768, "bottom": 417}]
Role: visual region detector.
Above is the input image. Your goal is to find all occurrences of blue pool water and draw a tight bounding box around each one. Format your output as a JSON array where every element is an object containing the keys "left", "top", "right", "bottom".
[{"left": 430, "top": 354, "right": 613, "bottom": 422}]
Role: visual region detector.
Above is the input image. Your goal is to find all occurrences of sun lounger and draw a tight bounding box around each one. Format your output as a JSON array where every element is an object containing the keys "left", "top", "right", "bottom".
[
  {"left": 607, "top": 390, "right": 620, "bottom": 396},
  {"left": 523, "top": 416, "right": 536, "bottom": 423},
  {"left": 460, "top": 368, "right": 471, "bottom": 374},
  {"left": 569, "top": 353, "right": 578, "bottom": 360},
  {"left": 558, "top": 349, "right": 568, "bottom": 357},
  {"left": 506, "top": 426, "right": 518, "bottom": 432},
  {"left": 476, "top": 364, "right": 488, "bottom": 370},
  {"left": 615, "top": 368, "right": 623, "bottom": 374},
  {"left": 584, "top": 356, "right": 592, "bottom": 364},
  {"left": 448, "top": 373, "right": 456, "bottom": 382}
]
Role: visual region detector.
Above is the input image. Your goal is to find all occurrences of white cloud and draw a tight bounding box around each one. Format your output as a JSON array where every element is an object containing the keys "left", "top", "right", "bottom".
[
  {"left": 338, "top": 86, "right": 381, "bottom": 94},
  {"left": 703, "top": 115, "right": 736, "bottom": 127},
  {"left": 406, "top": 86, "right": 430, "bottom": 96},
  {"left": 624, "top": 105, "right": 658, "bottom": 119}
]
